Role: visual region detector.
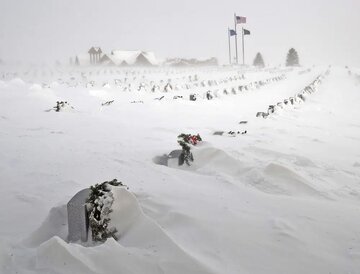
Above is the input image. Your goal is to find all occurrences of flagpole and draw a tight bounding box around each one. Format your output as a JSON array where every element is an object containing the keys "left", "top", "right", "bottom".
[
  {"left": 242, "top": 27, "right": 245, "bottom": 65},
  {"left": 234, "top": 13, "right": 238, "bottom": 64},
  {"left": 228, "top": 28, "right": 232, "bottom": 65}
]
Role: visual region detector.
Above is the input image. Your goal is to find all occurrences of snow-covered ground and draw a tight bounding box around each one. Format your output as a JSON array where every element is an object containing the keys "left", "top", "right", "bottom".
[{"left": 0, "top": 65, "right": 359, "bottom": 274}]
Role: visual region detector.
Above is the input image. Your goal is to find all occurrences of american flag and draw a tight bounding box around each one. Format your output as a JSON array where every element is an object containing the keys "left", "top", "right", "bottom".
[{"left": 236, "top": 16, "right": 247, "bottom": 24}]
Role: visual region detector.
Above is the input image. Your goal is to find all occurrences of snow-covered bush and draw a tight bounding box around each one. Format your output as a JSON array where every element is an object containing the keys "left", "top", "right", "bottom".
[
  {"left": 86, "top": 179, "right": 125, "bottom": 242},
  {"left": 53, "top": 101, "right": 73, "bottom": 112},
  {"left": 177, "top": 134, "right": 202, "bottom": 166}
]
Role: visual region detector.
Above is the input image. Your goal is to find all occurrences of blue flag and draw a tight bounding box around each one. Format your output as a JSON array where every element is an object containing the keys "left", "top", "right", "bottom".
[
  {"left": 243, "top": 29, "right": 251, "bottom": 35},
  {"left": 229, "top": 29, "right": 237, "bottom": 36}
]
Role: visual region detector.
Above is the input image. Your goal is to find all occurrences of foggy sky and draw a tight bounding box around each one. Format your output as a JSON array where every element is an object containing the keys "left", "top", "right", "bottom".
[{"left": 0, "top": 0, "right": 359, "bottom": 66}]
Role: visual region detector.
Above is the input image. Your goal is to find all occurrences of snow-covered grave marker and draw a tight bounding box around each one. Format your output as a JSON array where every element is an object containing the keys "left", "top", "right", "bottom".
[
  {"left": 102, "top": 82, "right": 110, "bottom": 88},
  {"left": 154, "top": 95, "right": 164, "bottom": 100},
  {"left": 277, "top": 102, "right": 284, "bottom": 108},
  {"left": 167, "top": 149, "right": 183, "bottom": 166},
  {"left": 206, "top": 91, "right": 213, "bottom": 100},
  {"left": 51, "top": 101, "right": 74, "bottom": 112},
  {"left": 101, "top": 100, "right": 114, "bottom": 106},
  {"left": 114, "top": 79, "right": 121, "bottom": 86},
  {"left": 190, "top": 94, "right": 197, "bottom": 101},
  {"left": 67, "top": 188, "right": 90, "bottom": 242},
  {"left": 256, "top": 111, "right": 269, "bottom": 118}
]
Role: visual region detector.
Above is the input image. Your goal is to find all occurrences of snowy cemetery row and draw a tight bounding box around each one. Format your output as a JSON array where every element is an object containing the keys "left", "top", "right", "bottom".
[
  {"left": 256, "top": 68, "right": 331, "bottom": 119},
  {"left": 0, "top": 66, "right": 241, "bottom": 82},
  {"left": 0, "top": 65, "right": 295, "bottom": 92},
  {"left": 126, "top": 72, "right": 288, "bottom": 99},
  {"left": 50, "top": 73, "right": 287, "bottom": 112},
  {"left": 0, "top": 64, "right": 294, "bottom": 80}
]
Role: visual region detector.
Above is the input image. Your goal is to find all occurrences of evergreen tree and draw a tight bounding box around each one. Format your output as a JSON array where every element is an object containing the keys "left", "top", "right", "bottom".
[
  {"left": 253, "top": 52, "right": 265, "bottom": 68},
  {"left": 286, "top": 48, "right": 300, "bottom": 67}
]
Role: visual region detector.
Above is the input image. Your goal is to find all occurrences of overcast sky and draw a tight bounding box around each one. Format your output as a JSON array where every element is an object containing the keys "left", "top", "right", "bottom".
[{"left": 0, "top": 0, "right": 359, "bottom": 66}]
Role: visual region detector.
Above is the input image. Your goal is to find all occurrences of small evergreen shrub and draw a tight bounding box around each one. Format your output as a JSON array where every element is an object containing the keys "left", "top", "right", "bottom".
[
  {"left": 86, "top": 179, "right": 125, "bottom": 242},
  {"left": 177, "top": 134, "right": 202, "bottom": 166}
]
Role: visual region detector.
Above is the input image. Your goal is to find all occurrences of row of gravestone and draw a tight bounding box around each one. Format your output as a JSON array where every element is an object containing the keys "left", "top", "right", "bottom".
[
  {"left": 0, "top": 65, "right": 273, "bottom": 86},
  {"left": 256, "top": 69, "right": 331, "bottom": 119},
  {"left": 6, "top": 65, "right": 261, "bottom": 95},
  {"left": 104, "top": 73, "right": 243, "bottom": 93},
  {"left": 221, "top": 74, "right": 286, "bottom": 96},
  {"left": 34, "top": 67, "right": 248, "bottom": 92},
  {"left": 150, "top": 72, "right": 278, "bottom": 96},
  {"left": 45, "top": 73, "right": 287, "bottom": 110},
  {"left": 2, "top": 66, "right": 285, "bottom": 101},
  {"left": 0, "top": 64, "right": 220, "bottom": 90},
  {"left": 69, "top": 70, "right": 247, "bottom": 94},
  {"left": 187, "top": 74, "right": 286, "bottom": 102}
]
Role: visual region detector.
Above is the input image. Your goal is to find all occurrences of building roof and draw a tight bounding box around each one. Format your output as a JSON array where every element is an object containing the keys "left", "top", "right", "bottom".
[
  {"left": 88, "top": 47, "right": 102, "bottom": 54},
  {"left": 75, "top": 48, "right": 160, "bottom": 66},
  {"left": 110, "top": 50, "right": 159, "bottom": 66},
  {"left": 100, "top": 54, "right": 125, "bottom": 66}
]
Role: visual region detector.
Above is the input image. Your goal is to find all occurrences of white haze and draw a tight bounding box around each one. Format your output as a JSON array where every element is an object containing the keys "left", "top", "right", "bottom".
[{"left": 0, "top": 0, "right": 359, "bottom": 66}]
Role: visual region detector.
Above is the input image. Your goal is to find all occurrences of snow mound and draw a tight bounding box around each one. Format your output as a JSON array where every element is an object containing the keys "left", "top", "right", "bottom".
[
  {"left": 25, "top": 205, "right": 68, "bottom": 247},
  {"left": 167, "top": 146, "right": 324, "bottom": 198},
  {"left": 259, "top": 163, "right": 324, "bottom": 197},
  {"left": 33, "top": 187, "right": 214, "bottom": 274},
  {"left": 88, "top": 89, "right": 113, "bottom": 101},
  {"left": 58, "top": 103, "right": 75, "bottom": 112},
  {"left": 49, "top": 81, "right": 60, "bottom": 89},
  {"left": 29, "top": 83, "right": 43, "bottom": 91},
  {"left": 192, "top": 146, "right": 250, "bottom": 175},
  {"left": 29, "top": 86, "right": 58, "bottom": 102},
  {"left": 37, "top": 236, "right": 165, "bottom": 274},
  {"left": 0, "top": 80, "right": 7, "bottom": 89},
  {"left": 9, "top": 78, "right": 26, "bottom": 86},
  {"left": 167, "top": 145, "right": 251, "bottom": 180}
]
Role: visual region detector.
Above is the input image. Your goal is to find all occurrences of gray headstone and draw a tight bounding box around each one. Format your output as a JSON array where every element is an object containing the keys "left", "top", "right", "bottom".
[
  {"left": 67, "top": 188, "right": 90, "bottom": 243},
  {"left": 167, "top": 149, "right": 184, "bottom": 166},
  {"left": 168, "top": 149, "right": 183, "bottom": 159},
  {"left": 189, "top": 94, "right": 197, "bottom": 101}
]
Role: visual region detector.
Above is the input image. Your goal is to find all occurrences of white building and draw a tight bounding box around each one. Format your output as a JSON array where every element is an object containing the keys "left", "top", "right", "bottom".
[{"left": 75, "top": 47, "right": 160, "bottom": 67}]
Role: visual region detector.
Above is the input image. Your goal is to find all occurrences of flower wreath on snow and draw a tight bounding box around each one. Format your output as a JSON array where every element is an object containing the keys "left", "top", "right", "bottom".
[
  {"left": 177, "top": 133, "right": 202, "bottom": 166},
  {"left": 86, "top": 179, "right": 126, "bottom": 242}
]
